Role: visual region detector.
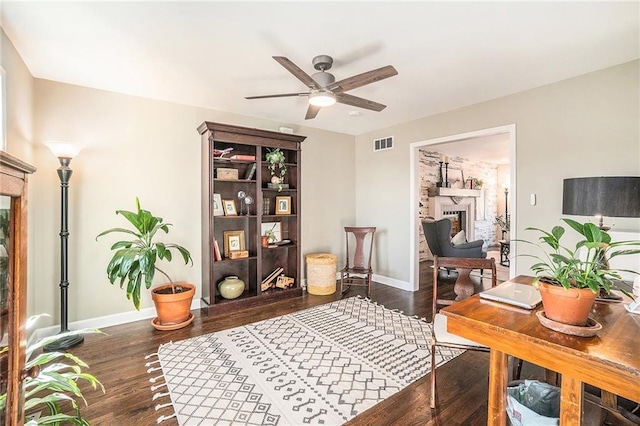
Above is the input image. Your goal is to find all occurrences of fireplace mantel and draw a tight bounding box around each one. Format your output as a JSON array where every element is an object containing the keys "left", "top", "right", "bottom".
[{"left": 433, "top": 187, "right": 482, "bottom": 198}]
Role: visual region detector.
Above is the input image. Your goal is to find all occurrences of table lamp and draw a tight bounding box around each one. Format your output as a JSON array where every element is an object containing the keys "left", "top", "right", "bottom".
[{"left": 562, "top": 176, "right": 640, "bottom": 230}]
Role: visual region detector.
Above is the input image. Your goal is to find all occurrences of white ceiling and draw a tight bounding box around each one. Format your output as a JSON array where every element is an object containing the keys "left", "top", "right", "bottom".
[{"left": 1, "top": 1, "right": 638, "bottom": 137}]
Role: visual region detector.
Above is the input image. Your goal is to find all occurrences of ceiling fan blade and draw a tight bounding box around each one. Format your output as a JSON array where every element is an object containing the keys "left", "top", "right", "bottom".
[
  {"left": 245, "top": 93, "right": 308, "bottom": 100},
  {"left": 305, "top": 104, "right": 321, "bottom": 120},
  {"left": 329, "top": 65, "right": 398, "bottom": 92},
  {"left": 273, "top": 56, "right": 319, "bottom": 89},
  {"left": 335, "top": 93, "right": 386, "bottom": 112}
]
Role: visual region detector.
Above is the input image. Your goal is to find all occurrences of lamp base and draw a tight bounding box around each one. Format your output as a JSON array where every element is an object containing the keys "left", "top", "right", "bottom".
[{"left": 43, "top": 333, "right": 84, "bottom": 352}]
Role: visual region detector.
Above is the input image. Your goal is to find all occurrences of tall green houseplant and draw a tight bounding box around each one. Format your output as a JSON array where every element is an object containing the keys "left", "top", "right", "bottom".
[{"left": 96, "top": 198, "right": 192, "bottom": 309}]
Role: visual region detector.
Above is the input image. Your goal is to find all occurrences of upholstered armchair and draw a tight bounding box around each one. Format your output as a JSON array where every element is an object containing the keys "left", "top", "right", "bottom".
[{"left": 422, "top": 219, "right": 486, "bottom": 259}]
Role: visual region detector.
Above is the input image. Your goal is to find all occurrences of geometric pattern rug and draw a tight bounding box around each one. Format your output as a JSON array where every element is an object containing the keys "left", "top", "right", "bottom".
[{"left": 152, "top": 297, "right": 464, "bottom": 425}]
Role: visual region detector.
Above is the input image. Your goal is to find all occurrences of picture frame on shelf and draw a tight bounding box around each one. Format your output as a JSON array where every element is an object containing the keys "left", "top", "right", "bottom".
[
  {"left": 275, "top": 196, "right": 291, "bottom": 215},
  {"left": 223, "top": 230, "right": 245, "bottom": 258},
  {"left": 222, "top": 199, "right": 238, "bottom": 216},
  {"left": 213, "top": 193, "right": 224, "bottom": 216},
  {"left": 261, "top": 222, "right": 282, "bottom": 243}
]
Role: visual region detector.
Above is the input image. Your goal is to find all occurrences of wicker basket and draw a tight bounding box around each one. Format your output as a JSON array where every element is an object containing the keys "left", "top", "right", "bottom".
[{"left": 306, "top": 253, "right": 338, "bottom": 295}]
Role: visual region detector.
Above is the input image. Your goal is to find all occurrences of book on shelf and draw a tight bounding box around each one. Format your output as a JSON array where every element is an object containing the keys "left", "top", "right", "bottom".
[
  {"left": 243, "top": 162, "right": 257, "bottom": 180},
  {"left": 213, "top": 239, "right": 222, "bottom": 261},
  {"left": 231, "top": 154, "right": 256, "bottom": 161}
]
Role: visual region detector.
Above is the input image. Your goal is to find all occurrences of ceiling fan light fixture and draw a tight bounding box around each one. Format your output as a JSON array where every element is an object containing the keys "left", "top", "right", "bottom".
[{"left": 309, "top": 91, "right": 336, "bottom": 107}]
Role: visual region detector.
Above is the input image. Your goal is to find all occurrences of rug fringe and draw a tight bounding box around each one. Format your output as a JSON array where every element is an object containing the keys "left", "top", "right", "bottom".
[
  {"left": 149, "top": 374, "right": 164, "bottom": 384},
  {"left": 153, "top": 391, "right": 170, "bottom": 400},
  {"left": 149, "top": 383, "right": 167, "bottom": 392},
  {"left": 155, "top": 402, "right": 173, "bottom": 411},
  {"left": 147, "top": 366, "right": 163, "bottom": 373},
  {"left": 144, "top": 352, "right": 158, "bottom": 360},
  {"left": 156, "top": 413, "right": 176, "bottom": 424},
  {"left": 145, "top": 359, "right": 160, "bottom": 367}
]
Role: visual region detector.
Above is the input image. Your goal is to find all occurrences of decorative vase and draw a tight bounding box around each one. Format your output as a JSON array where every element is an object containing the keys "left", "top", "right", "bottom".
[
  {"left": 218, "top": 276, "right": 245, "bottom": 299},
  {"left": 537, "top": 280, "right": 597, "bottom": 327},
  {"left": 261, "top": 236, "right": 269, "bottom": 248},
  {"left": 151, "top": 282, "right": 195, "bottom": 328}
]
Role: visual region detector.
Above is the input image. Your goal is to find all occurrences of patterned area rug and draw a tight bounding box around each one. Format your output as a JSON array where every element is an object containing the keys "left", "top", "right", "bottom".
[{"left": 153, "top": 297, "right": 463, "bottom": 425}]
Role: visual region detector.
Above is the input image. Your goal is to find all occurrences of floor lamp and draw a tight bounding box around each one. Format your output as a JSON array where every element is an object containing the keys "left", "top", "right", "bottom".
[
  {"left": 562, "top": 176, "right": 640, "bottom": 298},
  {"left": 44, "top": 141, "right": 84, "bottom": 351}
]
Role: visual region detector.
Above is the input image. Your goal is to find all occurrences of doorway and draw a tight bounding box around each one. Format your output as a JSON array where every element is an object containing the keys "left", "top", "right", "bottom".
[{"left": 408, "top": 124, "right": 516, "bottom": 291}]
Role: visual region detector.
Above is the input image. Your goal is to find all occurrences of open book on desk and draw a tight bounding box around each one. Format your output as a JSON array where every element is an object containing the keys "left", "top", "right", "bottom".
[{"left": 479, "top": 279, "right": 542, "bottom": 310}]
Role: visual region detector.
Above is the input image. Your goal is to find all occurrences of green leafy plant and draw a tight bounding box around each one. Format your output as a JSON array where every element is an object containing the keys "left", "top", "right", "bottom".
[
  {"left": 96, "top": 197, "right": 193, "bottom": 310},
  {"left": 520, "top": 218, "right": 640, "bottom": 293},
  {"left": 265, "top": 148, "right": 286, "bottom": 192},
  {"left": 0, "top": 315, "right": 104, "bottom": 425},
  {"left": 494, "top": 214, "right": 510, "bottom": 232}
]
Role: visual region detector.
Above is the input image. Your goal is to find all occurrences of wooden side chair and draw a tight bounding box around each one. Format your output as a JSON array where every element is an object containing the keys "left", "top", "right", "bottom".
[
  {"left": 430, "top": 255, "right": 497, "bottom": 409},
  {"left": 339, "top": 227, "right": 376, "bottom": 298}
]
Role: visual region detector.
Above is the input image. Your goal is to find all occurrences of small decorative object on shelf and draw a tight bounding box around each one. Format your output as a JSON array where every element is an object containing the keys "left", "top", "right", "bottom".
[
  {"left": 218, "top": 276, "right": 245, "bottom": 299},
  {"left": 261, "top": 267, "right": 284, "bottom": 291},
  {"left": 212, "top": 147, "right": 233, "bottom": 158},
  {"left": 275, "top": 196, "right": 292, "bottom": 215},
  {"left": 244, "top": 195, "right": 254, "bottom": 215},
  {"left": 237, "top": 191, "right": 246, "bottom": 215},
  {"left": 216, "top": 167, "right": 238, "bottom": 180},
  {"left": 222, "top": 199, "right": 238, "bottom": 216},
  {"left": 229, "top": 250, "right": 249, "bottom": 259},
  {"left": 265, "top": 148, "right": 287, "bottom": 191},
  {"left": 262, "top": 198, "right": 270, "bottom": 215},
  {"left": 276, "top": 275, "right": 295, "bottom": 289}
]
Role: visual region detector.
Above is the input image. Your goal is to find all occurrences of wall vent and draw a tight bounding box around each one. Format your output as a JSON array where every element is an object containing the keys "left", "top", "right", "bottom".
[{"left": 373, "top": 136, "right": 394, "bottom": 151}]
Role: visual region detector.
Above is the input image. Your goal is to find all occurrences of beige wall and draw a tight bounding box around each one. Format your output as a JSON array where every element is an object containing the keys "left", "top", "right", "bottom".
[
  {"left": 30, "top": 81, "right": 354, "bottom": 326},
  {"left": 1, "top": 28, "right": 37, "bottom": 316},
  {"left": 355, "top": 60, "right": 640, "bottom": 282}
]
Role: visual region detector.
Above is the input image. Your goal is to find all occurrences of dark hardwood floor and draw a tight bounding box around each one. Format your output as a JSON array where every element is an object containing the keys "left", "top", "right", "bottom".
[{"left": 65, "top": 262, "right": 507, "bottom": 425}]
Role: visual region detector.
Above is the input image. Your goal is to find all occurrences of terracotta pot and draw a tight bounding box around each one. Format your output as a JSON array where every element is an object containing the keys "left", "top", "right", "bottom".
[
  {"left": 151, "top": 282, "right": 195, "bottom": 327},
  {"left": 538, "top": 280, "right": 597, "bottom": 326}
]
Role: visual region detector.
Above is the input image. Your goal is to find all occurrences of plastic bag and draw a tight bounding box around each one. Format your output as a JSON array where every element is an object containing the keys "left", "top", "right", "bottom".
[{"left": 507, "top": 380, "right": 560, "bottom": 426}]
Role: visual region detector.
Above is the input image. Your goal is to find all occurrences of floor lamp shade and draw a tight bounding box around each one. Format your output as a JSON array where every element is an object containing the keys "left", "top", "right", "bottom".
[{"left": 562, "top": 177, "right": 640, "bottom": 218}]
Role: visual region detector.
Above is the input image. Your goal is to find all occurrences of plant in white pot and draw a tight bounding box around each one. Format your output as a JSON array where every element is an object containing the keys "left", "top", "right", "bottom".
[
  {"left": 97, "top": 198, "right": 194, "bottom": 330},
  {"left": 521, "top": 218, "right": 640, "bottom": 327}
]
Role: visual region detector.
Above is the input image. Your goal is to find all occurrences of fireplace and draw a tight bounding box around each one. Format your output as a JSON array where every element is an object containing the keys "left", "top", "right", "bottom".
[
  {"left": 442, "top": 209, "right": 466, "bottom": 237},
  {"left": 427, "top": 188, "right": 480, "bottom": 241}
]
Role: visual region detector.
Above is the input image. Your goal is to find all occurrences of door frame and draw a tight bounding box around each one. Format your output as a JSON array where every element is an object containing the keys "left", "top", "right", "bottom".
[{"left": 408, "top": 124, "right": 517, "bottom": 291}]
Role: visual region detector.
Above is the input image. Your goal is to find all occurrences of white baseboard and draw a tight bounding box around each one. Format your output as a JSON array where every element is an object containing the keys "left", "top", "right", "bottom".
[
  {"left": 36, "top": 299, "right": 202, "bottom": 340},
  {"left": 372, "top": 274, "right": 413, "bottom": 291}
]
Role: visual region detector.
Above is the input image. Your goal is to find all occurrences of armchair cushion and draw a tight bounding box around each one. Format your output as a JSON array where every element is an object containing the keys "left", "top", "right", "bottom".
[{"left": 451, "top": 230, "right": 467, "bottom": 245}]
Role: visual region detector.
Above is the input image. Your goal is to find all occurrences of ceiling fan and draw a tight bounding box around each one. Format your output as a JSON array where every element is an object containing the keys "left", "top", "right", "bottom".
[{"left": 245, "top": 55, "right": 398, "bottom": 120}]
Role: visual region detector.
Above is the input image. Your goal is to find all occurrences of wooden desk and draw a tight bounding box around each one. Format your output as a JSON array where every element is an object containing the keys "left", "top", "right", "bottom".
[{"left": 441, "top": 275, "right": 640, "bottom": 425}]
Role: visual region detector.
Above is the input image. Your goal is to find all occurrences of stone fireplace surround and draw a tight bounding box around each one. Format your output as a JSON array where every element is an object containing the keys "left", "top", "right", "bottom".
[{"left": 428, "top": 188, "right": 481, "bottom": 241}]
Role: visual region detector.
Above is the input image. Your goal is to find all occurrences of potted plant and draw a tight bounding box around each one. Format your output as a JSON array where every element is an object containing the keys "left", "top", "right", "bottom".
[
  {"left": 97, "top": 198, "right": 194, "bottom": 330},
  {"left": 521, "top": 218, "right": 640, "bottom": 327},
  {"left": 0, "top": 315, "right": 104, "bottom": 425},
  {"left": 265, "top": 148, "right": 287, "bottom": 191}
]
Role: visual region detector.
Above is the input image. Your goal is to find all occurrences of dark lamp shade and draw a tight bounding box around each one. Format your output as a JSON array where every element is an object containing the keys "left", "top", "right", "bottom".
[{"left": 562, "top": 177, "right": 640, "bottom": 218}]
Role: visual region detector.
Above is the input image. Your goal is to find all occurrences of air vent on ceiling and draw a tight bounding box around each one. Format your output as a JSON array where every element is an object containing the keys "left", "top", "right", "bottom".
[{"left": 373, "top": 136, "right": 394, "bottom": 152}]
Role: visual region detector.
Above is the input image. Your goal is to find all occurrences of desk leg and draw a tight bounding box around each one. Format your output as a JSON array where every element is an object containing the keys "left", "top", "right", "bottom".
[
  {"left": 560, "top": 375, "right": 583, "bottom": 425},
  {"left": 488, "top": 349, "right": 508, "bottom": 426}
]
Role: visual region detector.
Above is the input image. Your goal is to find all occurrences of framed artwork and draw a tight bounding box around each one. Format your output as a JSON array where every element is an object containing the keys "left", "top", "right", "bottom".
[
  {"left": 275, "top": 196, "right": 291, "bottom": 215},
  {"left": 223, "top": 230, "right": 245, "bottom": 257},
  {"left": 213, "top": 193, "right": 224, "bottom": 216},
  {"left": 222, "top": 199, "right": 237, "bottom": 216},
  {"left": 261, "top": 222, "right": 282, "bottom": 243}
]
